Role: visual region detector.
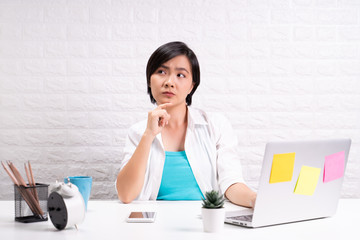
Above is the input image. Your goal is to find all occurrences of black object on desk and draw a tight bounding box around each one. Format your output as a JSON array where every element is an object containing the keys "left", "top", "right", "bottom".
[
  {"left": 14, "top": 183, "right": 49, "bottom": 223},
  {"left": 48, "top": 192, "right": 68, "bottom": 230}
]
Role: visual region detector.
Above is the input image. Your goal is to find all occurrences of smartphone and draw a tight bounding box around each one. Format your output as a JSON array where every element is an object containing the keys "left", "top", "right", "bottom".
[{"left": 126, "top": 212, "right": 157, "bottom": 223}]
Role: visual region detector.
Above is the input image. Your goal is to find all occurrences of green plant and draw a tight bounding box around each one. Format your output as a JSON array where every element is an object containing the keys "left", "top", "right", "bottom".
[{"left": 202, "top": 190, "right": 225, "bottom": 209}]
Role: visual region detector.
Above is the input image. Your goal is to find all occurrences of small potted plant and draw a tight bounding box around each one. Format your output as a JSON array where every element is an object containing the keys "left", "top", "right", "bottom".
[{"left": 201, "top": 190, "right": 225, "bottom": 233}]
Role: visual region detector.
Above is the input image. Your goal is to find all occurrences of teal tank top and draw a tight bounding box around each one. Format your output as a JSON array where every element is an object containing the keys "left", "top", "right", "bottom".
[{"left": 157, "top": 151, "right": 204, "bottom": 200}]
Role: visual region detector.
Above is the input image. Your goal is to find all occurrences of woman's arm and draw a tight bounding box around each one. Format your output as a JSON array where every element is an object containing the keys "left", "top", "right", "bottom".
[
  {"left": 116, "top": 132, "right": 155, "bottom": 203},
  {"left": 116, "top": 103, "right": 172, "bottom": 203},
  {"left": 212, "top": 114, "right": 256, "bottom": 208},
  {"left": 225, "top": 182, "right": 257, "bottom": 208}
]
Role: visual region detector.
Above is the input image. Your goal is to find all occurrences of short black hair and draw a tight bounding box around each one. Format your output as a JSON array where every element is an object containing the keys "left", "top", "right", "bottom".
[{"left": 146, "top": 41, "right": 200, "bottom": 106}]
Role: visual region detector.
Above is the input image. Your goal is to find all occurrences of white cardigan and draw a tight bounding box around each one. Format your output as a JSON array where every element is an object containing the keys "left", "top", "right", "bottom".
[{"left": 118, "top": 107, "right": 245, "bottom": 200}]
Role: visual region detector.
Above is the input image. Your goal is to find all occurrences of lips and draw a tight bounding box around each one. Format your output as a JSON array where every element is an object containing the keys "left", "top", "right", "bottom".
[{"left": 162, "top": 91, "right": 175, "bottom": 97}]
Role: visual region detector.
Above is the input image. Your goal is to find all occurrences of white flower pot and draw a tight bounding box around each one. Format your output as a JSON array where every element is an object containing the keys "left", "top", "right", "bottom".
[{"left": 201, "top": 207, "right": 225, "bottom": 233}]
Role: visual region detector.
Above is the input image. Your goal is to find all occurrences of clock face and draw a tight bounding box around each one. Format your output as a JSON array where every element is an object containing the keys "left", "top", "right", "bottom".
[{"left": 48, "top": 192, "right": 68, "bottom": 230}]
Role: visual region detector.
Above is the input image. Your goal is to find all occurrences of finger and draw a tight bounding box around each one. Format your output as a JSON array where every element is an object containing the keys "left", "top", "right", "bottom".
[
  {"left": 158, "top": 114, "right": 170, "bottom": 126},
  {"left": 153, "top": 109, "right": 171, "bottom": 120},
  {"left": 158, "top": 111, "right": 171, "bottom": 126},
  {"left": 158, "top": 118, "right": 166, "bottom": 127},
  {"left": 150, "top": 109, "right": 166, "bottom": 118},
  {"left": 158, "top": 113, "right": 171, "bottom": 124},
  {"left": 157, "top": 102, "right": 173, "bottom": 109}
]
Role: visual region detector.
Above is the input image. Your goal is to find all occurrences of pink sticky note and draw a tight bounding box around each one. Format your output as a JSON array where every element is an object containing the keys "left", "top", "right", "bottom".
[{"left": 323, "top": 151, "right": 345, "bottom": 183}]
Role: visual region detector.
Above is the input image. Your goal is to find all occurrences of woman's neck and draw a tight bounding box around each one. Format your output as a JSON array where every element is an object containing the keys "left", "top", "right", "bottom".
[{"left": 165, "top": 103, "right": 188, "bottom": 128}]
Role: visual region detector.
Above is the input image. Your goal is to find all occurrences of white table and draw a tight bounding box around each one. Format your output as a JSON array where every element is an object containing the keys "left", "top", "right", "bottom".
[{"left": 1, "top": 199, "right": 359, "bottom": 240}]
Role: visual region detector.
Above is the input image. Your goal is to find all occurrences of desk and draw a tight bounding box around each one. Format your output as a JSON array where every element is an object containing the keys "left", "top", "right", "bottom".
[{"left": 1, "top": 199, "right": 359, "bottom": 240}]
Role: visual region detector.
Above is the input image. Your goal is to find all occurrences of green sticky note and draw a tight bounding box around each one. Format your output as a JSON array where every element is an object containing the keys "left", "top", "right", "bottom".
[
  {"left": 294, "top": 166, "right": 321, "bottom": 196},
  {"left": 269, "top": 153, "right": 296, "bottom": 184}
]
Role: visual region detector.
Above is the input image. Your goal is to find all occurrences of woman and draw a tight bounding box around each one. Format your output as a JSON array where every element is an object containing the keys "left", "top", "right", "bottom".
[{"left": 116, "top": 41, "right": 256, "bottom": 207}]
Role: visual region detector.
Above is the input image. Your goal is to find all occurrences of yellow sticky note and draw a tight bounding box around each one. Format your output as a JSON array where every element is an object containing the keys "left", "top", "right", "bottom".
[
  {"left": 294, "top": 166, "right": 321, "bottom": 196},
  {"left": 269, "top": 153, "right": 296, "bottom": 184}
]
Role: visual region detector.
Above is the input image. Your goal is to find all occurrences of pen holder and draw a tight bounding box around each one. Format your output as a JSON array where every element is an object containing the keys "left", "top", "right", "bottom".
[{"left": 14, "top": 183, "right": 49, "bottom": 223}]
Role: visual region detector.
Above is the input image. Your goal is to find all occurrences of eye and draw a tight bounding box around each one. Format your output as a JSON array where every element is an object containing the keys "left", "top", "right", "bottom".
[
  {"left": 157, "top": 69, "right": 166, "bottom": 74},
  {"left": 177, "top": 73, "right": 185, "bottom": 78}
]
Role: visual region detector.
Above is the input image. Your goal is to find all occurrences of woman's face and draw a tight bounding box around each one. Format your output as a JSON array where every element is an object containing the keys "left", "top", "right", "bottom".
[{"left": 150, "top": 55, "right": 194, "bottom": 106}]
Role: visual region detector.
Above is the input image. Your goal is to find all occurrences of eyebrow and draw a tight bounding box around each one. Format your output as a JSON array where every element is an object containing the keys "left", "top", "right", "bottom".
[{"left": 160, "top": 65, "right": 190, "bottom": 74}]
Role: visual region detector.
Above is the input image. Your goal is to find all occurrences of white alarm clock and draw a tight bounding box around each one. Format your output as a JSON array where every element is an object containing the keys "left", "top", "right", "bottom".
[{"left": 48, "top": 181, "right": 85, "bottom": 230}]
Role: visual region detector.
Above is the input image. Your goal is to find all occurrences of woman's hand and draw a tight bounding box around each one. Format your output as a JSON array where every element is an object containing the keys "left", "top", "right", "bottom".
[
  {"left": 145, "top": 103, "right": 172, "bottom": 138},
  {"left": 225, "top": 183, "right": 257, "bottom": 208}
]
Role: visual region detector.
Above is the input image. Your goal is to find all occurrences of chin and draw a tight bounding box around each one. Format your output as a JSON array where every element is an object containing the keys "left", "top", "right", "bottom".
[
  {"left": 156, "top": 101, "right": 171, "bottom": 105},
  {"left": 156, "top": 99, "right": 172, "bottom": 104}
]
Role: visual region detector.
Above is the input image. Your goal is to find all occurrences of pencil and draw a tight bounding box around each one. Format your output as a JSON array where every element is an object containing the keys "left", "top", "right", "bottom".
[
  {"left": 28, "top": 161, "right": 39, "bottom": 202},
  {"left": 25, "top": 163, "right": 32, "bottom": 186},
  {"left": 2, "top": 162, "right": 39, "bottom": 216},
  {"left": 5, "top": 162, "right": 44, "bottom": 218},
  {"left": 1, "top": 162, "right": 19, "bottom": 186},
  {"left": 25, "top": 162, "right": 38, "bottom": 203},
  {"left": 7, "top": 161, "right": 27, "bottom": 186}
]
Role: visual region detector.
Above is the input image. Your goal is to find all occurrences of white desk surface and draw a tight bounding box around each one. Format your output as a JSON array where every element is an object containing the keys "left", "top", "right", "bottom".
[{"left": 1, "top": 199, "right": 359, "bottom": 240}]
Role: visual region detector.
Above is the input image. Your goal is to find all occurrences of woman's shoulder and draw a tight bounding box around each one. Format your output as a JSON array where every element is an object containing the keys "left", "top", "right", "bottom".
[{"left": 189, "top": 107, "right": 230, "bottom": 126}]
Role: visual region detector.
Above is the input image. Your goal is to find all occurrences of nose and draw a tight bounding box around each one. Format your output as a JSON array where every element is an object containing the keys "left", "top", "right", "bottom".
[{"left": 164, "top": 75, "right": 175, "bottom": 88}]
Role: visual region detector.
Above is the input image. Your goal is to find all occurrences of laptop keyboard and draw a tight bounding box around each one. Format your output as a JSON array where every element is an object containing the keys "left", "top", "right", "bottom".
[{"left": 228, "top": 214, "right": 253, "bottom": 222}]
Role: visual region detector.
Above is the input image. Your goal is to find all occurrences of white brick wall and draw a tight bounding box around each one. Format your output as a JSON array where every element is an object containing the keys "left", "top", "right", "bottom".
[{"left": 0, "top": 0, "right": 359, "bottom": 200}]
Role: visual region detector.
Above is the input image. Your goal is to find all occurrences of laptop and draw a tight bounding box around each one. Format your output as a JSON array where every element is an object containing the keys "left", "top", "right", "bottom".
[{"left": 225, "top": 138, "right": 352, "bottom": 228}]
